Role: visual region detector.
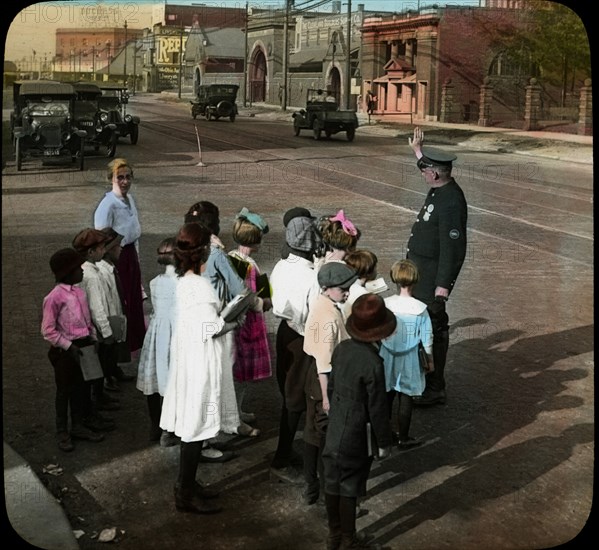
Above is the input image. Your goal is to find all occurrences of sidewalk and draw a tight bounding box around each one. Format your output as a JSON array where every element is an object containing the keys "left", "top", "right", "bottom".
[{"left": 4, "top": 442, "right": 79, "bottom": 549}]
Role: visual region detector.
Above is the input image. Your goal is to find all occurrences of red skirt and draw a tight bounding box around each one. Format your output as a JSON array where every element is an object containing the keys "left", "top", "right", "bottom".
[{"left": 118, "top": 243, "right": 146, "bottom": 353}]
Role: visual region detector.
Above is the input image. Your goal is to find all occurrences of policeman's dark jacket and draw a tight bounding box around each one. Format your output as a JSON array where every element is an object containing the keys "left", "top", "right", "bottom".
[{"left": 407, "top": 178, "right": 468, "bottom": 304}]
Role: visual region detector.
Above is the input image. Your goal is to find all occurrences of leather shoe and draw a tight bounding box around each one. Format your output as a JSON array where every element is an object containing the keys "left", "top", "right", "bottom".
[
  {"left": 160, "top": 431, "right": 180, "bottom": 447},
  {"left": 269, "top": 465, "right": 303, "bottom": 485},
  {"left": 104, "top": 378, "right": 121, "bottom": 392},
  {"left": 174, "top": 481, "right": 220, "bottom": 500},
  {"left": 198, "top": 449, "right": 239, "bottom": 463},
  {"left": 413, "top": 389, "right": 446, "bottom": 406},
  {"left": 57, "top": 432, "right": 74, "bottom": 452},
  {"left": 114, "top": 366, "right": 135, "bottom": 381},
  {"left": 174, "top": 487, "right": 222, "bottom": 514},
  {"left": 397, "top": 437, "right": 424, "bottom": 450},
  {"left": 71, "top": 425, "right": 105, "bottom": 442}
]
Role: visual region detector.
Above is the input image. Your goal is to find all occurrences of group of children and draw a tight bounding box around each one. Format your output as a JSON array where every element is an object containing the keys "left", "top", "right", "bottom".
[
  {"left": 41, "top": 193, "right": 434, "bottom": 546},
  {"left": 42, "top": 226, "right": 131, "bottom": 452}
]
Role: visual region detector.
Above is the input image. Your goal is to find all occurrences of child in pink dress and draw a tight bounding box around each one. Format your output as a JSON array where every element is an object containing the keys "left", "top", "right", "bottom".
[{"left": 228, "top": 207, "right": 272, "bottom": 424}]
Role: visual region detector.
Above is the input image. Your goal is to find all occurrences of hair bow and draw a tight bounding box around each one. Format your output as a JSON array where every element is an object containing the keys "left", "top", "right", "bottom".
[{"left": 330, "top": 210, "right": 357, "bottom": 236}]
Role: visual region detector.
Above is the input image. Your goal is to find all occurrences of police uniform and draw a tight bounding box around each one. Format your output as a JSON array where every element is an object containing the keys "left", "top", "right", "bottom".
[{"left": 407, "top": 147, "right": 468, "bottom": 402}]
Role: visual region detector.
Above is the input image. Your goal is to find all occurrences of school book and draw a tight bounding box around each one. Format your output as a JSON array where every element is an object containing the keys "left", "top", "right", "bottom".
[
  {"left": 221, "top": 289, "right": 255, "bottom": 322},
  {"left": 228, "top": 254, "right": 271, "bottom": 299},
  {"left": 79, "top": 345, "right": 104, "bottom": 381}
]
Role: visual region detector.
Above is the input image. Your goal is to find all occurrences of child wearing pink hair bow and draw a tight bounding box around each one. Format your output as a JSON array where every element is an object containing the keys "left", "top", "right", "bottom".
[{"left": 314, "top": 210, "right": 361, "bottom": 270}]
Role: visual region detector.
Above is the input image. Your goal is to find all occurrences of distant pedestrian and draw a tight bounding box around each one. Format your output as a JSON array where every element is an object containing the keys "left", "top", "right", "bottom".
[
  {"left": 228, "top": 208, "right": 272, "bottom": 425},
  {"left": 94, "top": 158, "right": 146, "bottom": 353},
  {"left": 380, "top": 259, "right": 434, "bottom": 449},
  {"left": 136, "top": 237, "right": 179, "bottom": 447},
  {"left": 302, "top": 262, "right": 358, "bottom": 506},
  {"left": 322, "top": 293, "right": 396, "bottom": 550},
  {"left": 41, "top": 248, "right": 105, "bottom": 452},
  {"left": 407, "top": 127, "right": 468, "bottom": 406},
  {"left": 366, "top": 90, "right": 377, "bottom": 115}
]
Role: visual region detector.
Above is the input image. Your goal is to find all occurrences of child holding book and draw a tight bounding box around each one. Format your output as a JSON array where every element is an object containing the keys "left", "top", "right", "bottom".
[
  {"left": 228, "top": 207, "right": 272, "bottom": 424},
  {"left": 41, "top": 248, "right": 105, "bottom": 452}
]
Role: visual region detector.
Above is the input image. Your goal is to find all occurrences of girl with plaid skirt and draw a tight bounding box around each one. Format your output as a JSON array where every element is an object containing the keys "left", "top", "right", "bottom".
[{"left": 228, "top": 208, "right": 272, "bottom": 424}]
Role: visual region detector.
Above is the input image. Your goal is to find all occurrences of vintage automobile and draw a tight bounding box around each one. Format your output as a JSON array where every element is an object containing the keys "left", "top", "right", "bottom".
[
  {"left": 11, "top": 80, "right": 87, "bottom": 171},
  {"left": 190, "top": 84, "right": 239, "bottom": 122},
  {"left": 97, "top": 83, "right": 140, "bottom": 144},
  {"left": 72, "top": 82, "right": 118, "bottom": 157},
  {"left": 292, "top": 89, "right": 358, "bottom": 141}
]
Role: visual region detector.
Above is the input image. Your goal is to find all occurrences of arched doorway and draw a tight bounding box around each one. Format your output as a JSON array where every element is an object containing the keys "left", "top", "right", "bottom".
[
  {"left": 250, "top": 48, "right": 267, "bottom": 102},
  {"left": 328, "top": 66, "right": 341, "bottom": 104}
]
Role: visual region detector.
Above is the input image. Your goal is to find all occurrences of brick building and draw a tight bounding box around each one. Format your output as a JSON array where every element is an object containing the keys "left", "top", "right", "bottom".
[{"left": 360, "top": 6, "right": 529, "bottom": 123}]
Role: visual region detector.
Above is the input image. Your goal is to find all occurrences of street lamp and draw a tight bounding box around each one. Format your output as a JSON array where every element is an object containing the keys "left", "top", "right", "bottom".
[{"left": 345, "top": 0, "right": 352, "bottom": 109}]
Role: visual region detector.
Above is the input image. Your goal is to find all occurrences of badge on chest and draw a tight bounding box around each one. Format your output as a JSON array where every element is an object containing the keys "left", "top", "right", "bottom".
[{"left": 423, "top": 203, "right": 434, "bottom": 222}]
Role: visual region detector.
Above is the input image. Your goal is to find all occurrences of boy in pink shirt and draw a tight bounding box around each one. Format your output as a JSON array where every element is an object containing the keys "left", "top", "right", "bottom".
[{"left": 41, "top": 248, "right": 105, "bottom": 452}]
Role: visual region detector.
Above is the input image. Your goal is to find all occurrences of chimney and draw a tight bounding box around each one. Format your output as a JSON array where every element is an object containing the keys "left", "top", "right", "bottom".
[{"left": 332, "top": 1, "right": 341, "bottom": 14}]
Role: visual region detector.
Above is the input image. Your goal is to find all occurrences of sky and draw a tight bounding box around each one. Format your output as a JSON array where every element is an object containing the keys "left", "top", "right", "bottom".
[{"left": 2, "top": 0, "right": 586, "bottom": 63}]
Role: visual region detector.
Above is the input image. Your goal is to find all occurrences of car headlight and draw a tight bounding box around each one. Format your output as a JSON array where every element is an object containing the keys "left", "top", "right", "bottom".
[
  {"left": 124, "top": 114, "right": 132, "bottom": 123},
  {"left": 100, "top": 112, "right": 108, "bottom": 123}
]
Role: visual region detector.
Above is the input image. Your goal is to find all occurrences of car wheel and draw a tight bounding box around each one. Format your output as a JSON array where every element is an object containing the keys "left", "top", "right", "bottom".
[
  {"left": 106, "top": 134, "right": 117, "bottom": 158},
  {"left": 130, "top": 125, "right": 139, "bottom": 145},
  {"left": 205, "top": 111, "right": 212, "bottom": 121},
  {"left": 15, "top": 138, "right": 22, "bottom": 171},
  {"left": 346, "top": 128, "right": 355, "bottom": 142},
  {"left": 313, "top": 121, "right": 321, "bottom": 141}
]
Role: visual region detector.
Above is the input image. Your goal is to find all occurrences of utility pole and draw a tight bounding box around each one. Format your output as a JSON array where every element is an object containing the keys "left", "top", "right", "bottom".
[
  {"left": 345, "top": 0, "right": 352, "bottom": 109},
  {"left": 123, "top": 20, "right": 128, "bottom": 87},
  {"left": 133, "top": 41, "right": 137, "bottom": 95},
  {"left": 243, "top": 0, "right": 249, "bottom": 107},
  {"left": 178, "top": 23, "right": 184, "bottom": 99},
  {"left": 282, "top": 0, "right": 291, "bottom": 111}
]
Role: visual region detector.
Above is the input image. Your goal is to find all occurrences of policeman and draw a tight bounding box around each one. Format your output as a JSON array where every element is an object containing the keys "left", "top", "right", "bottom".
[{"left": 406, "top": 127, "right": 468, "bottom": 406}]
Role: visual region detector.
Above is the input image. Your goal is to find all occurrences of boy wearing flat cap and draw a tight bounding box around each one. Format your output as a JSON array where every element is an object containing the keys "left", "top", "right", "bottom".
[
  {"left": 302, "top": 262, "right": 358, "bottom": 506},
  {"left": 268, "top": 209, "right": 321, "bottom": 484},
  {"left": 322, "top": 294, "right": 395, "bottom": 549},
  {"left": 407, "top": 127, "right": 468, "bottom": 406},
  {"left": 41, "top": 248, "right": 105, "bottom": 452},
  {"left": 73, "top": 228, "right": 117, "bottom": 432}
]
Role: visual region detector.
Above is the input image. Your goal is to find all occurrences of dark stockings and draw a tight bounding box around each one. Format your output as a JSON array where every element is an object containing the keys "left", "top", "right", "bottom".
[
  {"left": 326, "top": 493, "right": 358, "bottom": 537},
  {"left": 387, "top": 391, "right": 413, "bottom": 441}
]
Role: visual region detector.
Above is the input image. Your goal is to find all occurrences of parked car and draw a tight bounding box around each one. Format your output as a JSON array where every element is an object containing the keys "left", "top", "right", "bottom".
[
  {"left": 97, "top": 83, "right": 140, "bottom": 144},
  {"left": 72, "top": 82, "right": 118, "bottom": 157},
  {"left": 191, "top": 84, "right": 239, "bottom": 122},
  {"left": 292, "top": 89, "right": 358, "bottom": 141},
  {"left": 11, "top": 80, "right": 87, "bottom": 171}
]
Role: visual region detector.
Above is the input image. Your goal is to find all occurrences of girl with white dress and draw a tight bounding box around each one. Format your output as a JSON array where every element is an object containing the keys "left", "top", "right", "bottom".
[
  {"left": 159, "top": 223, "right": 239, "bottom": 514},
  {"left": 136, "top": 238, "right": 178, "bottom": 446},
  {"left": 380, "top": 260, "right": 434, "bottom": 449}
]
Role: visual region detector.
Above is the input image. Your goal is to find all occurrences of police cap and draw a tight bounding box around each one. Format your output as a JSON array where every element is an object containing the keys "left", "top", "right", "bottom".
[{"left": 417, "top": 146, "right": 457, "bottom": 170}]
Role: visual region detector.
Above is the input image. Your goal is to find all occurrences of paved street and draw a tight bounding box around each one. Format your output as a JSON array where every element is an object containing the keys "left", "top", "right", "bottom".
[{"left": 2, "top": 93, "right": 594, "bottom": 550}]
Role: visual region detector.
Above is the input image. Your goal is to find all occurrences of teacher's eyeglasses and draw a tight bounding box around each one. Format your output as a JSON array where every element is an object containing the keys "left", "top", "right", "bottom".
[{"left": 116, "top": 174, "right": 133, "bottom": 181}]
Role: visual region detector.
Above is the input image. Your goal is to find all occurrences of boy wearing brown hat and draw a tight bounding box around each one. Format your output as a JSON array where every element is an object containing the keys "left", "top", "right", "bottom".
[
  {"left": 322, "top": 293, "right": 396, "bottom": 549},
  {"left": 302, "top": 262, "right": 358, "bottom": 506},
  {"left": 73, "top": 228, "right": 117, "bottom": 433},
  {"left": 41, "top": 248, "right": 105, "bottom": 452}
]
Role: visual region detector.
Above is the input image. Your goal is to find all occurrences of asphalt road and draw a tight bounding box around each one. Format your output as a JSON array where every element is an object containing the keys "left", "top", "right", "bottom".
[{"left": 2, "top": 93, "right": 594, "bottom": 550}]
